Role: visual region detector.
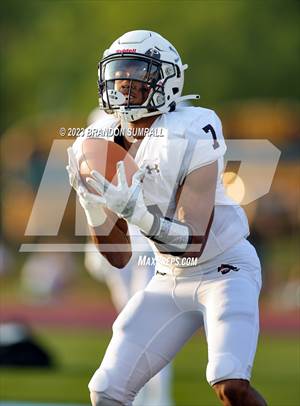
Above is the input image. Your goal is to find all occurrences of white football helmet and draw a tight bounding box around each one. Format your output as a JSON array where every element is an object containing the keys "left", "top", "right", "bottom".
[{"left": 98, "top": 30, "right": 199, "bottom": 122}]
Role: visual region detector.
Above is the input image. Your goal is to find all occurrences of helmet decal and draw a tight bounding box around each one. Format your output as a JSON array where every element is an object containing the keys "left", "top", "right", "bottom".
[{"left": 116, "top": 48, "right": 137, "bottom": 53}]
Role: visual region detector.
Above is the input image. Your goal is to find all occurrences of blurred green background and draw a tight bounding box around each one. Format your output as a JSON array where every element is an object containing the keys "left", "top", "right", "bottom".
[
  {"left": 1, "top": 0, "right": 300, "bottom": 129},
  {"left": 1, "top": 1, "right": 299, "bottom": 405}
]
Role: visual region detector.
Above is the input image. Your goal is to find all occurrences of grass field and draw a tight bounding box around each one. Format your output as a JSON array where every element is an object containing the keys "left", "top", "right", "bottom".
[{"left": 0, "top": 328, "right": 299, "bottom": 405}]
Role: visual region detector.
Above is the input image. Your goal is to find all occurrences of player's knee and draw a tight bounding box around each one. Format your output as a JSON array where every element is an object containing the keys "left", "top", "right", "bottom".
[
  {"left": 206, "top": 353, "right": 243, "bottom": 386},
  {"left": 89, "top": 367, "right": 134, "bottom": 405},
  {"left": 90, "top": 391, "right": 123, "bottom": 406},
  {"left": 89, "top": 370, "right": 123, "bottom": 405},
  {"left": 213, "top": 379, "right": 249, "bottom": 402}
]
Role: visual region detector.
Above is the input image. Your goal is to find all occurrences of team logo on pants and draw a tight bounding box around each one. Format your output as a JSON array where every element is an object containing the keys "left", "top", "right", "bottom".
[{"left": 217, "top": 264, "right": 240, "bottom": 275}]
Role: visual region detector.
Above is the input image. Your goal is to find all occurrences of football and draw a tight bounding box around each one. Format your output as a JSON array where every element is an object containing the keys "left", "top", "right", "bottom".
[{"left": 79, "top": 138, "right": 138, "bottom": 193}]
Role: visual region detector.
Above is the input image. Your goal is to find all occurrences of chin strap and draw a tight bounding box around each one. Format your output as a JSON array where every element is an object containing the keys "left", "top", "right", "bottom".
[
  {"left": 113, "top": 93, "right": 200, "bottom": 123},
  {"left": 116, "top": 109, "right": 162, "bottom": 123},
  {"left": 134, "top": 110, "right": 163, "bottom": 120}
]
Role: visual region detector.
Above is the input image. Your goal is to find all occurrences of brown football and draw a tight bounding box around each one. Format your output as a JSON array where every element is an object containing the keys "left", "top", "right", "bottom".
[{"left": 79, "top": 138, "right": 138, "bottom": 193}]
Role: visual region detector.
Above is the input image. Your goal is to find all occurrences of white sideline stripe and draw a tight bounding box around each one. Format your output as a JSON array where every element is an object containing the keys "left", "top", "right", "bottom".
[
  {"left": 19, "top": 243, "right": 202, "bottom": 253},
  {"left": 0, "top": 402, "right": 89, "bottom": 406},
  {"left": 19, "top": 243, "right": 92, "bottom": 252},
  {"left": 19, "top": 243, "right": 148, "bottom": 252}
]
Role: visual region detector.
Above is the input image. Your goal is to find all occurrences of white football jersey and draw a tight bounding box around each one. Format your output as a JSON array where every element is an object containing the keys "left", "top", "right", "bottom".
[{"left": 73, "top": 106, "right": 249, "bottom": 266}]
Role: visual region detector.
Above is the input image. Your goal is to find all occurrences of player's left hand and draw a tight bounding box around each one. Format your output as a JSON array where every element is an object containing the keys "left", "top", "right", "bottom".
[{"left": 85, "top": 161, "right": 154, "bottom": 234}]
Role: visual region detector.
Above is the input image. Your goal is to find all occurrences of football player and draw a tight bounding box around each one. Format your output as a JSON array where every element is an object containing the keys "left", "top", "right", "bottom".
[{"left": 67, "top": 31, "right": 267, "bottom": 406}]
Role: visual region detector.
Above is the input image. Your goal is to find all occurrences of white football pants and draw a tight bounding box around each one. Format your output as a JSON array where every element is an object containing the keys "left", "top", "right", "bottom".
[{"left": 89, "top": 238, "right": 262, "bottom": 405}]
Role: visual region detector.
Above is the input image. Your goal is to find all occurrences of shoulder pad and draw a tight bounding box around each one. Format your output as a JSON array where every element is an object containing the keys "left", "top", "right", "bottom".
[
  {"left": 178, "top": 109, "right": 227, "bottom": 183},
  {"left": 159, "top": 106, "right": 217, "bottom": 137}
]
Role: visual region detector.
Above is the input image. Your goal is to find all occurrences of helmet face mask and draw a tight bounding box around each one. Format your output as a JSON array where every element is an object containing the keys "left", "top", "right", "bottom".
[{"left": 98, "top": 53, "right": 178, "bottom": 120}]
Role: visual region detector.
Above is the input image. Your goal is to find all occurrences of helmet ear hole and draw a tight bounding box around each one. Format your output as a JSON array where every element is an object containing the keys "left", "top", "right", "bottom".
[
  {"left": 172, "top": 87, "right": 179, "bottom": 95},
  {"left": 153, "top": 93, "right": 165, "bottom": 105}
]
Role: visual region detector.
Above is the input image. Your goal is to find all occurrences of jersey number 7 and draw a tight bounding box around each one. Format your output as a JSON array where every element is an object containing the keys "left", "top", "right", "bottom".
[{"left": 202, "top": 124, "right": 220, "bottom": 150}]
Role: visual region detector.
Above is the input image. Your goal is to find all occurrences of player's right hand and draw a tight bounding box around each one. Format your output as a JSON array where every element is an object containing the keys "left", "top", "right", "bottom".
[
  {"left": 66, "top": 147, "right": 83, "bottom": 192},
  {"left": 66, "top": 147, "right": 106, "bottom": 227}
]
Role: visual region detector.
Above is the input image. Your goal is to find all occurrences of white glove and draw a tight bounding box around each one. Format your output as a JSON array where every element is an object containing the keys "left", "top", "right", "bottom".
[
  {"left": 66, "top": 147, "right": 82, "bottom": 192},
  {"left": 77, "top": 185, "right": 106, "bottom": 227},
  {"left": 85, "top": 161, "right": 154, "bottom": 234},
  {"left": 66, "top": 147, "right": 106, "bottom": 227}
]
